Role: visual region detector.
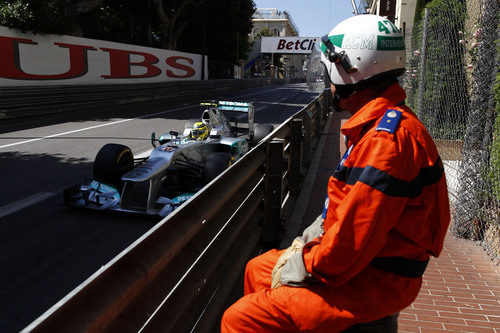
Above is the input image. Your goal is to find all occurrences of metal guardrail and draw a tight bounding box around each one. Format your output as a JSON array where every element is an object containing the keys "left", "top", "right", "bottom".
[
  {"left": 0, "top": 78, "right": 304, "bottom": 120},
  {"left": 23, "top": 90, "right": 332, "bottom": 333}
]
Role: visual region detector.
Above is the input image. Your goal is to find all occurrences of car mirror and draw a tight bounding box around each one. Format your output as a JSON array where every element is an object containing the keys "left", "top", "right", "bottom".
[
  {"left": 159, "top": 132, "right": 173, "bottom": 145},
  {"left": 151, "top": 132, "right": 157, "bottom": 148}
]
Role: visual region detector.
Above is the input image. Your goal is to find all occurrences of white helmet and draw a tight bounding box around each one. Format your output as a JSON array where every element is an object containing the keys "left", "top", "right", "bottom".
[{"left": 320, "top": 14, "right": 406, "bottom": 87}]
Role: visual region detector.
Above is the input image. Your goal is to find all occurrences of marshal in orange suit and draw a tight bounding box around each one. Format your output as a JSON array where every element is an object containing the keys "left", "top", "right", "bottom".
[{"left": 222, "top": 14, "right": 450, "bottom": 332}]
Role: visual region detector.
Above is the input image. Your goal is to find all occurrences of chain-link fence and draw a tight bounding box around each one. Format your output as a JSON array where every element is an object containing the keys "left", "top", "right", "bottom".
[{"left": 401, "top": 0, "right": 499, "bottom": 261}]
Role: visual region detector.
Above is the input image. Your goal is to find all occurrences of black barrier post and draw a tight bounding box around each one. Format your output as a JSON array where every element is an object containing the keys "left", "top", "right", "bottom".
[
  {"left": 314, "top": 101, "right": 322, "bottom": 138},
  {"left": 323, "top": 92, "right": 331, "bottom": 121},
  {"left": 302, "top": 112, "right": 312, "bottom": 167},
  {"left": 289, "top": 118, "right": 303, "bottom": 196},
  {"left": 263, "top": 139, "right": 284, "bottom": 249},
  {"left": 321, "top": 95, "right": 327, "bottom": 128}
]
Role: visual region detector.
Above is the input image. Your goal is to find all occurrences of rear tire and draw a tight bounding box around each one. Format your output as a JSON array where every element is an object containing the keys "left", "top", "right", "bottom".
[
  {"left": 203, "top": 152, "right": 232, "bottom": 184},
  {"left": 93, "top": 144, "right": 134, "bottom": 186},
  {"left": 253, "top": 123, "right": 274, "bottom": 146}
]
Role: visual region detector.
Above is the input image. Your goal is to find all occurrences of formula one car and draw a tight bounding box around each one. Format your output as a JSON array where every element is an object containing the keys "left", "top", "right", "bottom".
[{"left": 64, "top": 101, "right": 274, "bottom": 217}]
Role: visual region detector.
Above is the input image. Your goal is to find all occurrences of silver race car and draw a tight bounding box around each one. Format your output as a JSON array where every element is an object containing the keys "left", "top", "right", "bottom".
[{"left": 64, "top": 101, "right": 274, "bottom": 217}]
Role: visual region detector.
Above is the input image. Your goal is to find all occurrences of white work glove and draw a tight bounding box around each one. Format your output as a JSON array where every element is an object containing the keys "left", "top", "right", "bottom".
[
  {"left": 271, "top": 237, "right": 304, "bottom": 289},
  {"left": 301, "top": 214, "right": 324, "bottom": 243},
  {"left": 271, "top": 215, "right": 324, "bottom": 289}
]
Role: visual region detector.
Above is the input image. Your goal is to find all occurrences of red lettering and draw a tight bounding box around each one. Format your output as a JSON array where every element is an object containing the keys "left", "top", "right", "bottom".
[
  {"left": 286, "top": 41, "right": 294, "bottom": 50},
  {"left": 101, "top": 48, "right": 161, "bottom": 78},
  {"left": 277, "top": 39, "right": 286, "bottom": 50},
  {"left": 0, "top": 36, "right": 95, "bottom": 80},
  {"left": 166, "top": 56, "right": 195, "bottom": 78},
  {"left": 295, "top": 40, "right": 301, "bottom": 49}
]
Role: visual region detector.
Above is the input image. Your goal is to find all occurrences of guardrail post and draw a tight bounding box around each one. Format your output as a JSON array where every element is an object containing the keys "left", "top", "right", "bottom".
[
  {"left": 314, "top": 101, "right": 322, "bottom": 137},
  {"left": 321, "top": 91, "right": 330, "bottom": 122},
  {"left": 289, "top": 118, "right": 303, "bottom": 196},
  {"left": 302, "top": 112, "right": 312, "bottom": 167},
  {"left": 263, "top": 139, "right": 284, "bottom": 249}
]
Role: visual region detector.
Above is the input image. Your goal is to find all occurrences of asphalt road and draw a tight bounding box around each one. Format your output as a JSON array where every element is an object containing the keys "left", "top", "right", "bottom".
[{"left": 0, "top": 82, "right": 319, "bottom": 332}]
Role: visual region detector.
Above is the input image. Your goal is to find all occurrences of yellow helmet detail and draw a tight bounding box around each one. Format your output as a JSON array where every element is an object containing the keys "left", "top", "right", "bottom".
[{"left": 191, "top": 122, "right": 209, "bottom": 140}]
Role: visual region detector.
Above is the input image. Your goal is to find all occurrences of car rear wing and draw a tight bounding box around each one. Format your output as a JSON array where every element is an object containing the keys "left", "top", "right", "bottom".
[{"left": 201, "top": 101, "right": 254, "bottom": 138}]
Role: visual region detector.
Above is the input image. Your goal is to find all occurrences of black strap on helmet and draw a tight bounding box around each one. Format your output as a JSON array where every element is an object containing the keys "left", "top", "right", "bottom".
[
  {"left": 333, "top": 68, "right": 406, "bottom": 99},
  {"left": 321, "top": 35, "right": 357, "bottom": 74}
]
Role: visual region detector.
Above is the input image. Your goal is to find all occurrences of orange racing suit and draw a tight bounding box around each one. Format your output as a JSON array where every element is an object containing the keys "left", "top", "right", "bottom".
[{"left": 221, "top": 83, "right": 450, "bottom": 332}]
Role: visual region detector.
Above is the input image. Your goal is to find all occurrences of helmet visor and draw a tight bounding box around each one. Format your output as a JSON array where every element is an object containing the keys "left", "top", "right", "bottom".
[{"left": 192, "top": 129, "right": 206, "bottom": 137}]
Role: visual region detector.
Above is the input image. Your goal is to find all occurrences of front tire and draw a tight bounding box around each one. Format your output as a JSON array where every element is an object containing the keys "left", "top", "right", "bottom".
[
  {"left": 253, "top": 123, "right": 274, "bottom": 146},
  {"left": 93, "top": 143, "right": 134, "bottom": 186}
]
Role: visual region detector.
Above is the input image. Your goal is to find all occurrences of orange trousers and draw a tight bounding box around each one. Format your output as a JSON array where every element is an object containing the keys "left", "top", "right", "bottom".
[
  {"left": 221, "top": 249, "right": 357, "bottom": 332},
  {"left": 221, "top": 249, "right": 418, "bottom": 332}
]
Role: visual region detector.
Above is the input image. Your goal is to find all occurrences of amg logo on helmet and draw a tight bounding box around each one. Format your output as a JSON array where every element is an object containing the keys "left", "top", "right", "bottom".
[{"left": 342, "top": 34, "right": 375, "bottom": 50}]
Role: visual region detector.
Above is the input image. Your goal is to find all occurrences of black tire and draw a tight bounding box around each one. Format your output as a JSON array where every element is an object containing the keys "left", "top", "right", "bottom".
[
  {"left": 253, "top": 123, "right": 274, "bottom": 146},
  {"left": 185, "top": 119, "right": 201, "bottom": 129},
  {"left": 93, "top": 143, "right": 134, "bottom": 186},
  {"left": 203, "top": 152, "right": 232, "bottom": 184}
]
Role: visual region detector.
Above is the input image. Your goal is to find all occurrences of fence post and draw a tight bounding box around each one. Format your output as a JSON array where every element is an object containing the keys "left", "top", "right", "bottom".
[
  {"left": 289, "top": 118, "right": 303, "bottom": 196},
  {"left": 302, "top": 112, "right": 312, "bottom": 167},
  {"left": 324, "top": 91, "right": 332, "bottom": 120},
  {"left": 321, "top": 90, "right": 331, "bottom": 127},
  {"left": 417, "top": 8, "right": 429, "bottom": 116},
  {"left": 314, "top": 101, "right": 322, "bottom": 137},
  {"left": 263, "top": 139, "right": 284, "bottom": 249}
]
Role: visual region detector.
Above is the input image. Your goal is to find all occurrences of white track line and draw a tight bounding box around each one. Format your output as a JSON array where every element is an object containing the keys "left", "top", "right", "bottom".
[
  {"left": 0, "top": 87, "right": 281, "bottom": 151},
  {"left": 0, "top": 105, "right": 195, "bottom": 150},
  {"left": 0, "top": 192, "right": 56, "bottom": 218}
]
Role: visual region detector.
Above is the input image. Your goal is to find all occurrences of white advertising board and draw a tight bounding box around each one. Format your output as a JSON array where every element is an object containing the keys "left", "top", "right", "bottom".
[
  {"left": 0, "top": 26, "right": 207, "bottom": 86},
  {"left": 261, "top": 36, "right": 318, "bottom": 54}
]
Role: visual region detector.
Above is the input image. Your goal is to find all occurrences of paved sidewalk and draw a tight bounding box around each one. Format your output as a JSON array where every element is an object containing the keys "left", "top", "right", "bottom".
[
  {"left": 399, "top": 234, "right": 500, "bottom": 332},
  {"left": 288, "top": 112, "right": 500, "bottom": 332}
]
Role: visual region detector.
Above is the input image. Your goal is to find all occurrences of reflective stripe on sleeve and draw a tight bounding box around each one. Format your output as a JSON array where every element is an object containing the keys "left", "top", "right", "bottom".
[{"left": 333, "top": 157, "right": 444, "bottom": 198}]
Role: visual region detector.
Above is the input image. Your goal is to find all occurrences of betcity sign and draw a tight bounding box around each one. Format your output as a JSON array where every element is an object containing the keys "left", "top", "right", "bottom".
[
  {"left": 0, "top": 26, "right": 205, "bottom": 86},
  {"left": 261, "top": 37, "right": 318, "bottom": 54}
]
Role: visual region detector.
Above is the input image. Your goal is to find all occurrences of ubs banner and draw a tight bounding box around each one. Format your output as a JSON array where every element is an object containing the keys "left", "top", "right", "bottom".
[
  {"left": 0, "top": 26, "right": 206, "bottom": 86},
  {"left": 261, "top": 37, "right": 318, "bottom": 54}
]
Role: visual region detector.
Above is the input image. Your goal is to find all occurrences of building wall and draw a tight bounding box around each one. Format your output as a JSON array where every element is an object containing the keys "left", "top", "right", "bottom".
[
  {"left": 251, "top": 8, "right": 299, "bottom": 38},
  {"left": 372, "top": 0, "right": 417, "bottom": 33},
  {"left": 249, "top": 8, "right": 304, "bottom": 78},
  {"left": 252, "top": 20, "right": 295, "bottom": 38},
  {"left": 395, "top": 0, "right": 417, "bottom": 35}
]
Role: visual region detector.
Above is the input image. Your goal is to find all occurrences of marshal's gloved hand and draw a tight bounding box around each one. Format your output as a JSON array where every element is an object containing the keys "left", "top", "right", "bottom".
[
  {"left": 301, "top": 213, "right": 325, "bottom": 243},
  {"left": 271, "top": 237, "right": 304, "bottom": 289},
  {"left": 271, "top": 214, "right": 324, "bottom": 289}
]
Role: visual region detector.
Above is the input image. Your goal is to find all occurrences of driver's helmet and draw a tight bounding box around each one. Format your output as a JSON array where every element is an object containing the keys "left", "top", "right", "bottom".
[
  {"left": 320, "top": 14, "right": 406, "bottom": 95},
  {"left": 190, "top": 122, "right": 209, "bottom": 140}
]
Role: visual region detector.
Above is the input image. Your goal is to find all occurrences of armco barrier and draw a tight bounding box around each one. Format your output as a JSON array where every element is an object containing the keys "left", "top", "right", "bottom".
[
  {"left": 0, "top": 78, "right": 304, "bottom": 120},
  {"left": 23, "top": 90, "right": 332, "bottom": 333}
]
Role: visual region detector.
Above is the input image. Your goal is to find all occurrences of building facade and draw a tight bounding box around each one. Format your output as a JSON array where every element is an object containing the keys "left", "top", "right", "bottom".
[
  {"left": 251, "top": 8, "right": 299, "bottom": 39},
  {"left": 248, "top": 8, "right": 306, "bottom": 79},
  {"left": 368, "top": 0, "right": 418, "bottom": 35}
]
